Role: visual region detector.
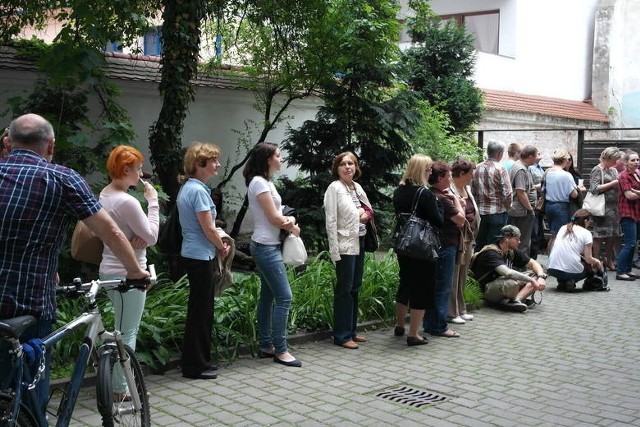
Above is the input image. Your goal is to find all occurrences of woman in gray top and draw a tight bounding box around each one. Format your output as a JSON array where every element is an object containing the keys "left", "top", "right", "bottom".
[{"left": 589, "top": 147, "right": 621, "bottom": 271}]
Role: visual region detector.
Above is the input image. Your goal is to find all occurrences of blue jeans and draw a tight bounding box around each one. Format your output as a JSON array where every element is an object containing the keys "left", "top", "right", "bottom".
[
  {"left": 333, "top": 237, "right": 365, "bottom": 344},
  {"left": 545, "top": 201, "right": 570, "bottom": 235},
  {"left": 547, "top": 268, "right": 587, "bottom": 284},
  {"left": 0, "top": 319, "right": 52, "bottom": 417},
  {"left": 476, "top": 213, "right": 508, "bottom": 250},
  {"left": 424, "top": 245, "right": 457, "bottom": 334},
  {"left": 251, "top": 241, "right": 293, "bottom": 355},
  {"left": 617, "top": 218, "right": 639, "bottom": 275}
]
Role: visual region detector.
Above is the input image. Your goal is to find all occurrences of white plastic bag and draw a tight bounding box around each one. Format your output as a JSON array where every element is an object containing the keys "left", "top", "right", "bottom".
[{"left": 282, "top": 234, "right": 308, "bottom": 266}]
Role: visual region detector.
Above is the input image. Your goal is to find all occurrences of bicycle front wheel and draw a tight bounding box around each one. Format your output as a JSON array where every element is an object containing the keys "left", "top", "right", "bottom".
[{"left": 96, "top": 344, "right": 150, "bottom": 427}]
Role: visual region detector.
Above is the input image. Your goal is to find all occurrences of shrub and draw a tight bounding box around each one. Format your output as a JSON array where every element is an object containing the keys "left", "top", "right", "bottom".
[
  {"left": 52, "top": 251, "right": 401, "bottom": 374},
  {"left": 464, "top": 273, "right": 484, "bottom": 310}
]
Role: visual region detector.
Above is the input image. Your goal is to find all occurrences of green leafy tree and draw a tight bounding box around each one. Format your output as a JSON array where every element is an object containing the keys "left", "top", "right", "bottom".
[
  {"left": 3, "top": 41, "right": 136, "bottom": 176},
  {"left": 411, "top": 101, "right": 482, "bottom": 163},
  {"left": 399, "top": 1, "right": 484, "bottom": 133},
  {"left": 280, "top": 0, "right": 424, "bottom": 250},
  {"left": 201, "top": 0, "right": 344, "bottom": 236},
  {"left": 0, "top": 0, "right": 158, "bottom": 47}
]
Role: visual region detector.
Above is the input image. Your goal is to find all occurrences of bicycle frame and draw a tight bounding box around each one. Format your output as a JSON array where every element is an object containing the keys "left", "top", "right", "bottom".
[{"left": 1, "top": 269, "right": 154, "bottom": 427}]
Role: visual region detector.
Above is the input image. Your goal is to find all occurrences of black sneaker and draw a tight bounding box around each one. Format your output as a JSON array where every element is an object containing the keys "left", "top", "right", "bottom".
[
  {"left": 523, "top": 298, "right": 537, "bottom": 309},
  {"left": 502, "top": 299, "right": 527, "bottom": 312}
]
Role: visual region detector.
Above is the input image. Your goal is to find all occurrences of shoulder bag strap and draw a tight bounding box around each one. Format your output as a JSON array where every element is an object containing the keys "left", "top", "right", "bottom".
[
  {"left": 601, "top": 166, "right": 604, "bottom": 186},
  {"left": 411, "top": 186, "right": 425, "bottom": 214}
]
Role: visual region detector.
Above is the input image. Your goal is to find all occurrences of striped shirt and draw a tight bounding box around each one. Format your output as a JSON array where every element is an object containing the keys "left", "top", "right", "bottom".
[
  {"left": 471, "top": 158, "right": 513, "bottom": 215},
  {"left": 0, "top": 149, "right": 101, "bottom": 320}
]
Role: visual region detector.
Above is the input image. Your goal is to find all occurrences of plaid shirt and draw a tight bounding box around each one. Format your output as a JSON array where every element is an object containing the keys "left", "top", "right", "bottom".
[
  {"left": 0, "top": 149, "right": 101, "bottom": 320},
  {"left": 618, "top": 169, "right": 640, "bottom": 221},
  {"left": 471, "top": 158, "right": 513, "bottom": 215}
]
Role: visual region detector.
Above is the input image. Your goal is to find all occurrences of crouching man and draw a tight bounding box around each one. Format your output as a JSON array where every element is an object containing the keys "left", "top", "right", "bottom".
[{"left": 470, "top": 225, "right": 547, "bottom": 312}]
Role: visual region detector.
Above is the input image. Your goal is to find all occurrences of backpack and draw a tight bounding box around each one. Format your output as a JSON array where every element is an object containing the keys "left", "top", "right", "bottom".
[
  {"left": 158, "top": 204, "right": 185, "bottom": 281},
  {"left": 583, "top": 267, "right": 610, "bottom": 292},
  {"left": 158, "top": 203, "right": 182, "bottom": 255}
]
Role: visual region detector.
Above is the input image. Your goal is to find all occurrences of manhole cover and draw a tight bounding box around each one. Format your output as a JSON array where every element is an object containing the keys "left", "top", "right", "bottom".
[{"left": 375, "top": 386, "right": 449, "bottom": 408}]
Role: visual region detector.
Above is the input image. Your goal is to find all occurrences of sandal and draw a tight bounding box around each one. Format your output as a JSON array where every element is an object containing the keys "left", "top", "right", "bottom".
[{"left": 430, "top": 329, "right": 461, "bottom": 338}]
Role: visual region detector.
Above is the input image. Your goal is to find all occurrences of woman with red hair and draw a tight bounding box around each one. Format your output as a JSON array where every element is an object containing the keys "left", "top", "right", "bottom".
[{"left": 100, "top": 145, "right": 159, "bottom": 398}]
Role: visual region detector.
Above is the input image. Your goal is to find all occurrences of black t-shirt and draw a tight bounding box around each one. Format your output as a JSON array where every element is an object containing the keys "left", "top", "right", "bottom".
[{"left": 470, "top": 245, "right": 530, "bottom": 289}]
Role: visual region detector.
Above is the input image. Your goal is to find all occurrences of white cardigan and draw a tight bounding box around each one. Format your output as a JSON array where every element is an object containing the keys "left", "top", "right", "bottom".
[{"left": 323, "top": 180, "right": 373, "bottom": 262}]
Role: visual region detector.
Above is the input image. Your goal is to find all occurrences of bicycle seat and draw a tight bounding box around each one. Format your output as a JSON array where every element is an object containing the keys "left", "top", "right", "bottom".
[{"left": 0, "top": 315, "right": 37, "bottom": 339}]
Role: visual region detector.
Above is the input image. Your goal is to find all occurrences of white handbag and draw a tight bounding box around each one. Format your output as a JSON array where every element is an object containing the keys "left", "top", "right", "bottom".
[
  {"left": 583, "top": 192, "right": 605, "bottom": 216},
  {"left": 281, "top": 234, "right": 308, "bottom": 266},
  {"left": 582, "top": 168, "right": 606, "bottom": 216}
]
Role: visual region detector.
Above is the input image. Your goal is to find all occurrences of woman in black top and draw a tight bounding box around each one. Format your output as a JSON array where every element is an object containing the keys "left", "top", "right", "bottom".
[{"left": 392, "top": 154, "right": 444, "bottom": 346}]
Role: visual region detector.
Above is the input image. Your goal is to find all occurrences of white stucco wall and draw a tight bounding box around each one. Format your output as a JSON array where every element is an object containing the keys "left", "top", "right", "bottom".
[
  {"left": 607, "top": 0, "right": 640, "bottom": 128},
  {"left": 400, "top": 0, "right": 600, "bottom": 101},
  {"left": 0, "top": 67, "right": 321, "bottom": 233}
]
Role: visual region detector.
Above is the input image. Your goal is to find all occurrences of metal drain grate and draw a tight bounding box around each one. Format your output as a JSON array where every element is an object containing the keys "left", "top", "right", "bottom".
[{"left": 375, "top": 386, "right": 449, "bottom": 408}]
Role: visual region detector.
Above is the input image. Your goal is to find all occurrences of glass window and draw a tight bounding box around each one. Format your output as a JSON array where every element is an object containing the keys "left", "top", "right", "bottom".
[
  {"left": 144, "top": 27, "right": 162, "bottom": 56},
  {"left": 104, "top": 41, "right": 123, "bottom": 53},
  {"left": 441, "top": 10, "right": 499, "bottom": 55}
]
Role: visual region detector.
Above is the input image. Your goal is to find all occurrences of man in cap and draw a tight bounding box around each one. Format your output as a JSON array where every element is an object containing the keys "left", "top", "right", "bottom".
[{"left": 470, "top": 225, "right": 547, "bottom": 312}]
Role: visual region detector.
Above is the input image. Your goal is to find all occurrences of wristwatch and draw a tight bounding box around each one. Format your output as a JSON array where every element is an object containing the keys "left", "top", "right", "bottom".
[{"left": 537, "top": 274, "right": 548, "bottom": 280}]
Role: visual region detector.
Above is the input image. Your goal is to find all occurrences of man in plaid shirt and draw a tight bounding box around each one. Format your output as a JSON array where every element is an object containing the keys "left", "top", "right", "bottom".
[
  {"left": 472, "top": 141, "right": 513, "bottom": 251},
  {"left": 0, "top": 113, "right": 148, "bottom": 414}
]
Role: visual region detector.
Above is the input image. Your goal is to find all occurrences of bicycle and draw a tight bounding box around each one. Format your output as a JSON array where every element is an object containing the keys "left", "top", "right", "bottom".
[{"left": 0, "top": 266, "right": 156, "bottom": 427}]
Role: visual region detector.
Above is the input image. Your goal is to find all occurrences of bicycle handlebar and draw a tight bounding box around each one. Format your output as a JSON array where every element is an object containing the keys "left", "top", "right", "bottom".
[{"left": 57, "top": 264, "right": 157, "bottom": 297}]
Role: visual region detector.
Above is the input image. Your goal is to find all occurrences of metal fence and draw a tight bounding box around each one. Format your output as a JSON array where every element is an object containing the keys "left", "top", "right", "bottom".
[{"left": 474, "top": 127, "right": 640, "bottom": 182}]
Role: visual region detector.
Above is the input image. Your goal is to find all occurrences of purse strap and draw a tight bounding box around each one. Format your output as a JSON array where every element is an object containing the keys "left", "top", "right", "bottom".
[
  {"left": 410, "top": 186, "right": 425, "bottom": 215},
  {"left": 600, "top": 165, "right": 604, "bottom": 186}
]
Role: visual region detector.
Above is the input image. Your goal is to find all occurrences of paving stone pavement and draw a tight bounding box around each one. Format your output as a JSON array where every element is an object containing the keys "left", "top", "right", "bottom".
[{"left": 59, "top": 266, "right": 640, "bottom": 426}]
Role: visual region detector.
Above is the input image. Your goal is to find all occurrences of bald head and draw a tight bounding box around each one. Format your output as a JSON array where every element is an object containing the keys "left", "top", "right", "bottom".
[{"left": 8, "top": 114, "right": 55, "bottom": 158}]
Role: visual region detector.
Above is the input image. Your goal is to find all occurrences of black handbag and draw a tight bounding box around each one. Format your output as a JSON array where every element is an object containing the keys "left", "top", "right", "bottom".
[{"left": 394, "top": 187, "right": 440, "bottom": 260}]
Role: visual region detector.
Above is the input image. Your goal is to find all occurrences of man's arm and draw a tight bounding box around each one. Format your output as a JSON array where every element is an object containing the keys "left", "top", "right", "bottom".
[
  {"left": 495, "top": 265, "right": 536, "bottom": 284},
  {"left": 526, "top": 258, "right": 545, "bottom": 277},
  {"left": 83, "top": 209, "right": 148, "bottom": 279},
  {"left": 515, "top": 189, "right": 533, "bottom": 212},
  {"left": 525, "top": 258, "right": 547, "bottom": 290}
]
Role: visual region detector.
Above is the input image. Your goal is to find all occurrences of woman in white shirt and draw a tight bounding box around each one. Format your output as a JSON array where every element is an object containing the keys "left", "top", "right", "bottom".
[
  {"left": 323, "top": 152, "right": 373, "bottom": 350},
  {"left": 99, "top": 145, "right": 159, "bottom": 397},
  {"left": 243, "top": 142, "right": 302, "bottom": 367},
  {"left": 547, "top": 209, "right": 604, "bottom": 292}
]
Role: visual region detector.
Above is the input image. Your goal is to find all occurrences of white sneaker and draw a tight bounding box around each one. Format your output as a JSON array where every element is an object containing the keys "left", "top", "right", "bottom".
[
  {"left": 447, "top": 316, "right": 466, "bottom": 324},
  {"left": 460, "top": 313, "right": 474, "bottom": 321}
]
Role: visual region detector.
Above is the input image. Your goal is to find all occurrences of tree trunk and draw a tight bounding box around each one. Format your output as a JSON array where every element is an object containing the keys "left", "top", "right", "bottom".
[{"left": 148, "top": 0, "right": 203, "bottom": 207}]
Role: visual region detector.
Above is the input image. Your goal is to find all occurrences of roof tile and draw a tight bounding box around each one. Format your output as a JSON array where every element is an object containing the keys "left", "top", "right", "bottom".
[
  {"left": 483, "top": 88, "right": 609, "bottom": 123},
  {"left": 0, "top": 47, "right": 611, "bottom": 123}
]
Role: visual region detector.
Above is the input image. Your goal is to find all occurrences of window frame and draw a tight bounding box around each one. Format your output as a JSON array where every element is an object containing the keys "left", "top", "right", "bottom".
[{"left": 440, "top": 9, "right": 500, "bottom": 55}]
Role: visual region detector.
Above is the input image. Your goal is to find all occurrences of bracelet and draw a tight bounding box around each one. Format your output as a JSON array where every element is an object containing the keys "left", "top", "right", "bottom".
[{"left": 536, "top": 274, "right": 548, "bottom": 280}]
